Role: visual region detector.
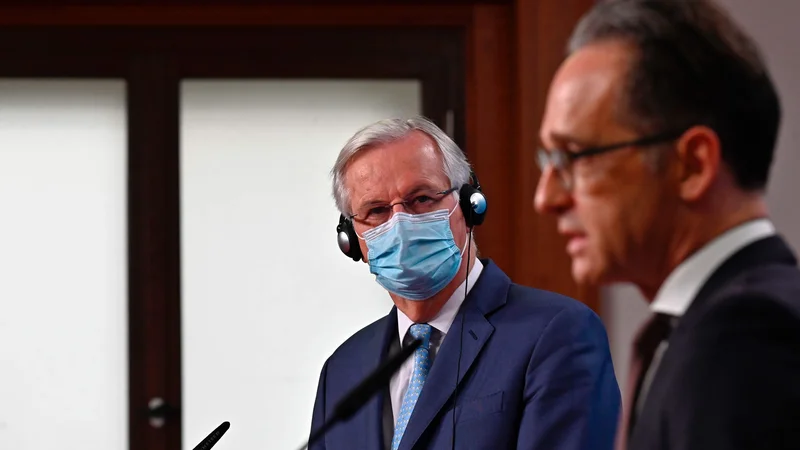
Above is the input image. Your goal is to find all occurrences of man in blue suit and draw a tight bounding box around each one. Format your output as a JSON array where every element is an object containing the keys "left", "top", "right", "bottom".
[{"left": 310, "top": 116, "right": 620, "bottom": 449}]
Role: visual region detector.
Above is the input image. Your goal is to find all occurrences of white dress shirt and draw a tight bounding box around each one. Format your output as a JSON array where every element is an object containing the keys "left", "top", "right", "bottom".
[
  {"left": 635, "top": 218, "right": 776, "bottom": 415},
  {"left": 388, "top": 258, "right": 484, "bottom": 425}
]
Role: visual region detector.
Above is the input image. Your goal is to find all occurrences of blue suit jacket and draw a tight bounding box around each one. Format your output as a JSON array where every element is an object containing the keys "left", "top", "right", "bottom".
[{"left": 310, "top": 259, "right": 620, "bottom": 449}]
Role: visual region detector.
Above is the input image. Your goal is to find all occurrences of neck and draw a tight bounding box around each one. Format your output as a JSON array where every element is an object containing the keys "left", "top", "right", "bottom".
[
  {"left": 392, "top": 245, "right": 477, "bottom": 323},
  {"left": 638, "top": 191, "right": 768, "bottom": 301}
]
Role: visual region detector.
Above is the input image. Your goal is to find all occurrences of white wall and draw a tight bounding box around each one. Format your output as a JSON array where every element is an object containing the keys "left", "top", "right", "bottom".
[
  {"left": 602, "top": 0, "right": 800, "bottom": 393},
  {"left": 179, "top": 79, "right": 422, "bottom": 450},
  {"left": 2, "top": 77, "right": 424, "bottom": 450},
  {"left": 0, "top": 80, "right": 128, "bottom": 449}
]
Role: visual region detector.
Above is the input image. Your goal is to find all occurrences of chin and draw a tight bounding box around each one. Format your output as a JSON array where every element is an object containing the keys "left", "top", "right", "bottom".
[{"left": 570, "top": 257, "right": 604, "bottom": 286}]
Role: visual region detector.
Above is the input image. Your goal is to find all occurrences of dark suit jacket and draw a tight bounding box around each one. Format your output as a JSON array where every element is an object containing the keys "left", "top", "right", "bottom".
[
  {"left": 310, "top": 259, "right": 621, "bottom": 450},
  {"left": 630, "top": 236, "right": 800, "bottom": 450}
]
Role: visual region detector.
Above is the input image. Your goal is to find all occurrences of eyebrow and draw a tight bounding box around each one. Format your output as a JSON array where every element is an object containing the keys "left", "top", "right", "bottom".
[
  {"left": 357, "top": 198, "right": 388, "bottom": 211},
  {"left": 542, "top": 131, "right": 594, "bottom": 150},
  {"left": 355, "top": 183, "right": 439, "bottom": 210},
  {"left": 404, "top": 184, "right": 439, "bottom": 196}
]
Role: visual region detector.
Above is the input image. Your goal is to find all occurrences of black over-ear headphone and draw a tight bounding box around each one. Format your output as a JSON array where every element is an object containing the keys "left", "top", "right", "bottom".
[{"left": 336, "top": 170, "right": 487, "bottom": 261}]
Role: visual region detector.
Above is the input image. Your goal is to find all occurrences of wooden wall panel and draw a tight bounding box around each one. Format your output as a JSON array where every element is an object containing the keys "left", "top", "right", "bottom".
[
  {"left": 512, "top": 0, "right": 599, "bottom": 311},
  {"left": 466, "top": 5, "right": 515, "bottom": 274}
]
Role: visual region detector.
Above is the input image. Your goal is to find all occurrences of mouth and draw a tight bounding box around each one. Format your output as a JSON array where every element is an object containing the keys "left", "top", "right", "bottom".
[{"left": 560, "top": 230, "right": 587, "bottom": 256}]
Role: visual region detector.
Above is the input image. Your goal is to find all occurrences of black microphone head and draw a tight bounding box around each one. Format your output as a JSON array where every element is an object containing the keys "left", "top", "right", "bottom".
[{"left": 193, "top": 421, "right": 230, "bottom": 450}]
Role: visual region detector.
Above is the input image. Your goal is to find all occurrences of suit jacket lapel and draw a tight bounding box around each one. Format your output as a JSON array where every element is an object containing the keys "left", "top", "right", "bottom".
[
  {"left": 633, "top": 235, "right": 798, "bottom": 447},
  {"left": 361, "top": 307, "right": 398, "bottom": 450},
  {"left": 397, "top": 260, "right": 509, "bottom": 450}
]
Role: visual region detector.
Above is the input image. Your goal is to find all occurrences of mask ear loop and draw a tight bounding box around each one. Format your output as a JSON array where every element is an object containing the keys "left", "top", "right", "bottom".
[
  {"left": 447, "top": 192, "right": 460, "bottom": 218},
  {"left": 458, "top": 230, "right": 469, "bottom": 258}
]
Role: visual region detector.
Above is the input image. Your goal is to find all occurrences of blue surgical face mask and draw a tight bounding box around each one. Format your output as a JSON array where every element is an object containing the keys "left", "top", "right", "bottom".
[{"left": 359, "top": 202, "right": 466, "bottom": 301}]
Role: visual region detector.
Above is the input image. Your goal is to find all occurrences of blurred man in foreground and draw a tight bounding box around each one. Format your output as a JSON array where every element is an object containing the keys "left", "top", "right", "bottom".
[
  {"left": 535, "top": 1, "right": 800, "bottom": 449},
  {"left": 310, "top": 116, "right": 620, "bottom": 450}
]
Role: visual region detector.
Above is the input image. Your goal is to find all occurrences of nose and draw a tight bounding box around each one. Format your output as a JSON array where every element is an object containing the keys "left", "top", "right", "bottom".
[
  {"left": 390, "top": 202, "right": 409, "bottom": 214},
  {"left": 534, "top": 166, "right": 573, "bottom": 215},
  {"left": 383, "top": 201, "right": 411, "bottom": 221}
]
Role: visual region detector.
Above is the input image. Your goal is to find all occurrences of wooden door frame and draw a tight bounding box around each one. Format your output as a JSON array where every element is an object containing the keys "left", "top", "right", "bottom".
[
  {"left": 0, "top": 17, "right": 466, "bottom": 450},
  {"left": 0, "top": 1, "right": 598, "bottom": 449}
]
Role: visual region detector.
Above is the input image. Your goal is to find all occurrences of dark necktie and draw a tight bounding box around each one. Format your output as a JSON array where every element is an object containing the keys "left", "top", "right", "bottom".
[{"left": 615, "top": 313, "right": 673, "bottom": 450}]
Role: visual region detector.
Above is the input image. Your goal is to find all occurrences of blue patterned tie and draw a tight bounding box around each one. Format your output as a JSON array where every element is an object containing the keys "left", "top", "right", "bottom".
[{"left": 391, "top": 323, "right": 433, "bottom": 450}]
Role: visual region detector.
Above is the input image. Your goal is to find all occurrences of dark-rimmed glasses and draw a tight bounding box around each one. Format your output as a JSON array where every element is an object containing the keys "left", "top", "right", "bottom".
[
  {"left": 536, "top": 130, "right": 683, "bottom": 190},
  {"left": 349, "top": 187, "right": 458, "bottom": 228}
]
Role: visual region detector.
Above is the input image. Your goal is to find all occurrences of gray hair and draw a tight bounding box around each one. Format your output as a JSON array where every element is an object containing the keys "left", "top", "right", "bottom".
[{"left": 331, "top": 116, "right": 472, "bottom": 214}]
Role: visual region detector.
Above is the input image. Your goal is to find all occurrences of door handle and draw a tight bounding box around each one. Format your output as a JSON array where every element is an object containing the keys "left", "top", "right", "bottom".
[{"left": 147, "top": 396, "right": 179, "bottom": 429}]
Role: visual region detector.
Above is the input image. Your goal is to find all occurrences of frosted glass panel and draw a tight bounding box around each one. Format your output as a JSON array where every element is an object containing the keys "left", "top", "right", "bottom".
[
  {"left": 0, "top": 80, "right": 128, "bottom": 449},
  {"left": 181, "top": 80, "right": 421, "bottom": 449}
]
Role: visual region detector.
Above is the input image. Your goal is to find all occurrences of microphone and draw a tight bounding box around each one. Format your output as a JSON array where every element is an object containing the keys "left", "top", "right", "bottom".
[
  {"left": 298, "top": 338, "right": 423, "bottom": 450},
  {"left": 192, "top": 421, "right": 230, "bottom": 450}
]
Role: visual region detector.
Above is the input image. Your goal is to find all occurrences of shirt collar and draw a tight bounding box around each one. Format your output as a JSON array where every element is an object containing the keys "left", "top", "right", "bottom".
[
  {"left": 397, "top": 258, "right": 484, "bottom": 344},
  {"left": 651, "top": 218, "right": 776, "bottom": 317}
]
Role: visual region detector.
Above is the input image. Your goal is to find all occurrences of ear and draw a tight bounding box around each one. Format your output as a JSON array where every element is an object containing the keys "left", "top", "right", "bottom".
[
  {"left": 675, "top": 125, "right": 721, "bottom": 202},
  {"left": 360, "top": 240, "right": 369, "bottom": 264}
]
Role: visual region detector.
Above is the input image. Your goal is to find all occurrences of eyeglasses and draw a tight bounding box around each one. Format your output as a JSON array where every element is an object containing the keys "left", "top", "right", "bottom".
[
  {"left": 536, "top": 130, "right": 683, "bottom": 190},
  {"left": 349, "top": 187, "right": 458, "bottom": 228}
]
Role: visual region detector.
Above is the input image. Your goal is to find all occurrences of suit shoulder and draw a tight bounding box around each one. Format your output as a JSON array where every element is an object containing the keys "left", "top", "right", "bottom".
[
  {"left": 500, "top": 284, "right": 614, "bottom": 376},
  {"left": 703, "top": 264, "right": 800, "bottom": 325},
  {"left": 668, "top": 277, "right": 800, "bottom": 406},
  {"left": 697, "top": 290, "right": 800, "bottom": 333},
  {"left": 325, "top": 314, "right": 389, "bottom": 364},
  {"left": 504, "top": 282, "right": 599, "bottom": 321},
  {"left": 488, "top": 283, "right": 604, "bottom": 340},
  {"left": 680, "top": 280, "right": 800, "bottom": 365}
]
